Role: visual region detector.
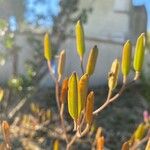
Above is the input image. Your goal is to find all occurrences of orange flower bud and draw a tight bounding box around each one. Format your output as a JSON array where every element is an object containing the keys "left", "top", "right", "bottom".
[
  {"left": 2, "top": 121, "right": 10, "bottom": 145},
  {"left": 96, "top": 136, "right": 105, "bottom": 150},
  {"left": 78, "top": 73, "right": 89, "bottom": 116},
  {"left": 58, "top": 50, "right": 66, "bottom": 80},
  {"left": 85, "top": 91, "right": 94, "bottom": 125},
  {"left": 60, "top": 78, "right": 68, "bottom": 103},
  {"left": 121, "top": 141, "right": 130, "bottom": 150}
]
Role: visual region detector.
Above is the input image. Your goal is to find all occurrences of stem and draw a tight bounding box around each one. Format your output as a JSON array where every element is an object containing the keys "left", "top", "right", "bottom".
[
  {"left": 60, "top": 103, "right": 69, "bottom": 143},
  {"left": 47, "top": 61, "right": 56, "bottom": 82},
  {"left": 67, "top": 134, "right": 78, "bottom": 150},
  {"left": 67, "top": 124, "right": 90, "bottom": 150},
  {"left": 47, "top": 60, "right": 69, "bottom": 143},
  {"left": 131, "top": 136, "right": 149, "bottom": 150},
  {"left": 80, "top": 58, "right": 84, "bottom": 75},
  {"left": 93, "top": 79, "right": 136, "bottom": 115},
  {"left": 47, "top": 61, "right": 60, "bottom": 111},
  {"left": 55, "top": 80, "right": 61, "bottom": 111}
]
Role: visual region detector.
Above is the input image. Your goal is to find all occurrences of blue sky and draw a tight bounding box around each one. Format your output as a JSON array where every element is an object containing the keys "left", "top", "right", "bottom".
[
  {"left": 8, "top": 0, "right": 150, "bottom": 31},
  {"left": 132, "top": 0, "right": 150, "bottom": 31},
  {"left": 25, "top": 0, "right": 60, "bottom": 27}
]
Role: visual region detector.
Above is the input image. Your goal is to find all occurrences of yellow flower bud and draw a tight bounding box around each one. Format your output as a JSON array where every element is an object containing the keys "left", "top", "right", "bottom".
[
  {"left": 53, "top": 139, "right": 60, "bottom": 150},
  {"left": 0, "top": 87, "right": 4, "bottom": 102},
  {"left": 96, "top": 136, "right": 105, "bottom": 150},
  {"left": 85, "top": 91, "right": 94, "bottom": 125},
  {"left": 133, "top": 33, "right": 145, "bottom": 75},
  {"left": 68, "top": 72, "right": 78, "bottom": 121},
  {"left": 108, "top": 59, "right": 120, "bottom": 91},
  {"left": 75, "top": 20, "right": 85, "bottom": 60},
  {"left": 57, "top": 50, "right": 66, "bottom": 80},
  {"left": 121, "top": 40, "right": 132, "bottom": 82},
  {"left": 46, "top": 109, "right": 52, "bottom": 120},
  {"left": 145, "top": 138, "right": 150, "bottom": 150},
  {"left": 86, "top": 45, "right": 98, "bottom": 76},
  {"left": 78, "top": 73, "right": 89, "bottom": 116},
  {"left": 44, "top": 33, "right": 52, "bottom": 61},
  {"left": 60, "top": 78, "right": 68, "bottom": 103},
  {"left": 134, "top": 123, "right": 145, "bottom": 141}
]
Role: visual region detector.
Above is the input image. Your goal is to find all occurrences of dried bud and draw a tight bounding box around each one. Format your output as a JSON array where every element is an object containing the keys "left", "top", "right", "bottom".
[
  {"left": 108, "top": 59, "right": 120, "bottom": 91},
  {"left": 60, "top": 78, "right": 68, "bottom": 103},
  {"left": 44, "top": 33, "right": 52, "bottom": 61},
  {"left": 53, "top": 139, "right": 60, "bottom": 150},
  {"left": 133, "top": 33, "right": 145, "bottom": 79},
  {"left": 75, "top": 20, "right": 85, "bottom": 60},
  {"left": 68, "top": 72, "right": 78, "bottom": 121},
  {"left": 78, "top": 73, "right": 89, "bottom": 116},
  {"left": 57, "top": 50, "right": 66, "bottom": 80},
  {"left": 134, "top": 123, "right": 145, "bottom": 141},
  {"left": 96, "top": 136, "right": 105, "bottom": 150},
  {"left": 86, "top": 45, "right": 98, "bottom": 76},
  {"left": 85, "top": 91, "right": 94, "bottom": 125},
  {"left": 121, "top": 40, "right": 132, "bottom": 83}
]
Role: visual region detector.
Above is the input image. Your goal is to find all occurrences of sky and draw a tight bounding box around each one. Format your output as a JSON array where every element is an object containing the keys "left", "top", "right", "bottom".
[
  {"left": 24, "top": 0, "right": 60, "bottom": 27},
  {"left": 8, "top": 0, "right": 150, "bottom": 32},
  {"left": 25, "top": 0, "right": 150, "bottom": 31},
  {"left": 132, "top": 0, "right": 150, "bottom": 31}
]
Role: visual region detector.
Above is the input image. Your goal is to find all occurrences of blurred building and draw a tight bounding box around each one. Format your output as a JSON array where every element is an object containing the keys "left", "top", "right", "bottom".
[
  {"left": 59, "top": 0, "right": 147, "bottom": 86},
  {"left": 0, "top": 0, "right": 147, "bottom": 86}
]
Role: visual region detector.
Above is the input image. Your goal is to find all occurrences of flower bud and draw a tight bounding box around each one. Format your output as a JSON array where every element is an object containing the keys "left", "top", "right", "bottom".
[
  {"left": 85, "top": 91, "right": 94, "bottom": 125},
  {"left": 78, "top": 73, "right": 89, "bottom": 116},
  {"left": 134, "top": 123, "right": 145, "bottom": 141},
  {"left": 121, "top": 141, "right": 129, "bottom": 150},
  {"left": 86, "top": 45, "right": 98, "bottom": 76},
  {"left": 75, "top": 20, "right": 85, "bottom": 60},
  {"left": 0, "top": 87, "right": 4, "bottom": 102},
  {"left": 44, "top": 33, "right": 52, "bottom": 61},
  {"left": 108, "top": 59, "right": 120, "bottom": 91},
  {"left": 2, "top": 121, "right": 10, "bottom": 145},
  {"left": 121, "top": 40, "right": 132, "bottom": 83},
  {"left": 133, "top": 33, "right": 145, "bottom": 79},
  {"left": 53, "top": 139, "right": 60, "bottom": 150},
  {"left": 145, "top": 138, "right": 150, "bottom": 150},
  {"left": 68, "top": 72, "right": 78, "bottom": 121},
  {"left": 57, "top": 50, "right": 66, "bottom": 80},
  {"left": 60, "top": 78, "right": 68, "bottom": 103},
  {"left": 96, "top": 136, "right": 105, "bottom": 150}
]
